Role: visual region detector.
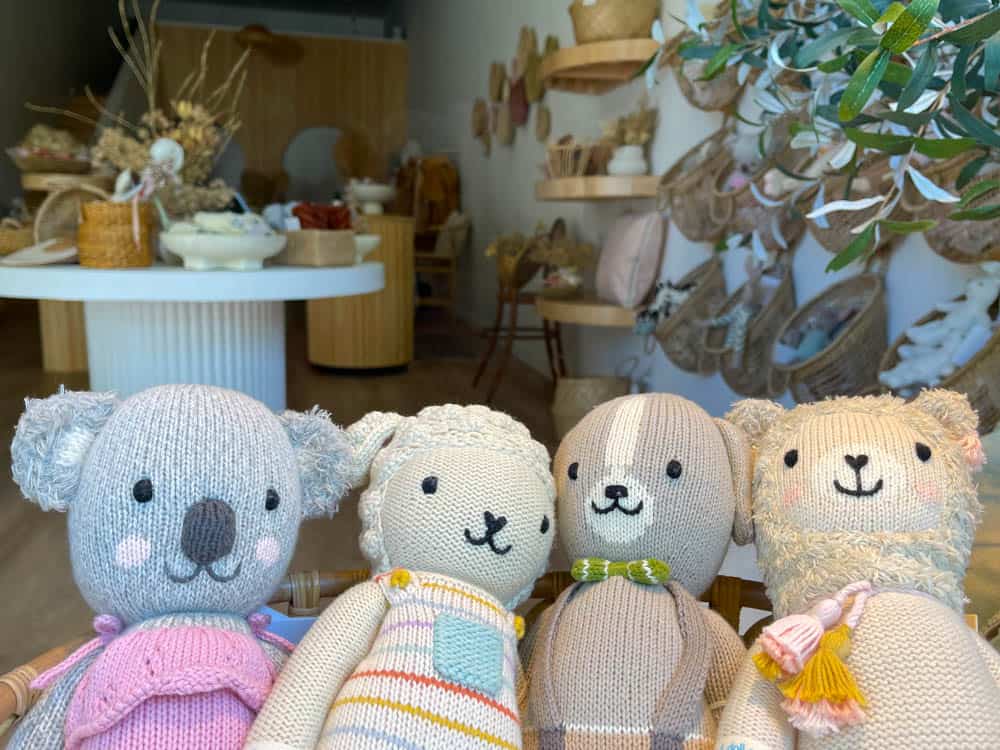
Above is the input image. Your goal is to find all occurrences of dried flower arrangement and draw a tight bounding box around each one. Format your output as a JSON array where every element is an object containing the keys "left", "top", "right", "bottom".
[
  {"left": 602, "top": 95, "right": 658, "bottom": 147},
  {"left": 527, "top": 221, "right": 595, "bottom": 269}
]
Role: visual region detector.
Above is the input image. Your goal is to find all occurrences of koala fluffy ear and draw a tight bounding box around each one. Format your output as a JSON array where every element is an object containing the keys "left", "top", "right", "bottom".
[
  {"left": 714, "top": 418, "right": 754, "bottom": 545},
  {"left": 11, "top": 389, "right": 119, "bottom": 512},
  {"left": 911, "top": 389, "right": 985, "bottom": 471},
  {"left": 279, "top": 407, "right": 353, "bottom": 518},
  {"left": 726, "top": 398, "right": 785, "bottom": 448},
  {"left": 344, "top": 411, "right": 405, "bottom": 488}
]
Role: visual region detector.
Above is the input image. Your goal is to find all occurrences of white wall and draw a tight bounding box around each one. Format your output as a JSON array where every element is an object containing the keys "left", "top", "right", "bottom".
[{"left": 404, "top": 0, "right": 979, "bottom": 577}]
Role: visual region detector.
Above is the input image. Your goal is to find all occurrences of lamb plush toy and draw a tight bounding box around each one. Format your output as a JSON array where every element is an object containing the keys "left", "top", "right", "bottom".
[
  {"left": 524, "top": 393, "right": 752, "bottom": 748},
  {"left": 8, "top": 385, "right": 352, "bottom": 750},
  {"left": 247, "top": 404, "right": 556, "bottom": 750},
  {"left": 718, "top": 391, "right": 1000, "bottom": 749}
]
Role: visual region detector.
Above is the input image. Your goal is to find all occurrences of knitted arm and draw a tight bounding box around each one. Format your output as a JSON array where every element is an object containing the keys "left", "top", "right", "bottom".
[
  {"left": 702, "top": 609, "right": 746, "bottom": 725},
  {"left": 245, "top": 580, "right": 387, "bottom": 750},
  {"left": 973, "top": 631, "right": 1000, "bottom": 686},
  {"left": 715, "top": 643, "right": 794, "bottom": 750},
  {"left": 7, "top": 651, "right": 98, "bottom": 750}
]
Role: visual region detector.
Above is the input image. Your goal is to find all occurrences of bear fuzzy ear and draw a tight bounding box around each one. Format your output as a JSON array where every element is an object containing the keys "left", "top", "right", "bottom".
[
  {"left": 715, "top": 418, "right": 754, "bottom": 544},
  {"left": 11, "top": 389, "right": 119, "bottom": 512},
  {"left": 911, "top": 389, "right": 985, "bottom": 471},
  {"left": 280, "top": 407, "right": 353, "bottom": 518},
  {"left": 726, "top": 399, "right": 786, "bottom": 448}
]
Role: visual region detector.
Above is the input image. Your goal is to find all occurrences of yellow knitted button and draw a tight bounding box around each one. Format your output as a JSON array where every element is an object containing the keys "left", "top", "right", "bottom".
[
  {"left": 389, "top": 569, "right": 412, "bottom": 589},
  {"left": 514, "top": 615, "right": 525, "bottom": 640}
]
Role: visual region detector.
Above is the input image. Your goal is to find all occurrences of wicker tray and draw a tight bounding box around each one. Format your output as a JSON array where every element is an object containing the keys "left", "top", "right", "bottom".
[
  {"left": 568, "top": 0, "right": 658, "bottom": 44},
  {"left": 274, "top": 230, "right": 356, "bottom": 267},
  {"left": 654, "top": 257, "right": 727, "bottom": 374},
  {"left": 7, "top": 148, "right": 90, "bottom": 175}
]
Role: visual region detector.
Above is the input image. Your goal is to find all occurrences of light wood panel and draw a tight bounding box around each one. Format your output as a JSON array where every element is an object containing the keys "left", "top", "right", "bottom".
[
  {"left": 156, "top": 24, "right": 409, "bottom": 184},
  {"left": 540, "top": 39, "right": 661, "bottom": 95},
  {"left": 536, "top": 295, "right": 636, "bottom": 328},
  {"left": 536, "top": 175, "right": 659, "bottom": 201},
  {"left": 307, "top": 215, "right": 415, "bottom": 368},
  {"left": 38, "top": 301, "right": 88, "bottom": 373}
]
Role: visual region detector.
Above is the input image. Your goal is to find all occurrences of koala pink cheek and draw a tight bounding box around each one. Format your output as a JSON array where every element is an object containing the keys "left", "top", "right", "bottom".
[
  {"left": 115, "top": 536, "right": 151, "bottom": 569},
  {"left": 782, "top": 484, "right": 802, "bottom": 507},
  {"left": 255, "top": 536, "right": 281, "bottom": 566},
  {"left": 916, "top": 480, "right": 942, "bottom": 504}
]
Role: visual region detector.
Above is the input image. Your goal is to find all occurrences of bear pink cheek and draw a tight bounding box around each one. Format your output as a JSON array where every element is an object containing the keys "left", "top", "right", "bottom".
[
  {"left": 916, "top": 480, "right": 942, "bottom": 504},
  {"left": 255, "top": 536, "right": 281, "bottom": 566},
  {"left": 782, "top": 484, "right": 802, "bottom": 507},
  {"left": 115, "top": 536, "right": 151, "bottom": 569}
]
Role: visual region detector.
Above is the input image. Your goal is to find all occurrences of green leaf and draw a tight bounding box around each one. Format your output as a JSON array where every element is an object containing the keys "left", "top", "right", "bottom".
[
  {"left": 731, "top": 0, "right": 749, "bottom": 38},
  {"left": 913, "top": 136, "right": 978, "bottom": 157},
  {"left": 958, "top": 178, "right": 1000, "bottom": 206},
  {"left": 942, "top": 7, "right": 1000, "bottom": 44},
  {"left": 847, "top": 28, "right": 882, "bottom": 47},
  {"left": 880, "top": 0, "right": 939, "bottom": 53},
  {"left": 878, "top": 218, "right": 938, "bottom": 233},
  {"left": 875, "top": 2, "right": 907, "bottom": 29},
  {"left": 826, "top": 224, "right": 877, "bottom": 271},
  {"left": 703, "top": 43, "right": 739, "bottom": 79},
  {"left": 793, "top": 27, "right": 856, "bottom": 67},
  {"left": 985, "top": 32, "right": 1000, "bottom": 89},
  {"left": 840, "top": 49, "right": 892, "bottom": 121},
  {"left": 876, "top": 109, "right": 936, "bottom": 129},
  {"left": 819, "top": 52, "right": 853, "bottom": 72},
  {"left": 940, "top": 0, "right": 990, "bottom": 22},
  {"left": 845, "top": 126, "right": 914, "bottom": 153},
  {"left": 948, "top": 94, "right": 1000, "bottom": 148},
  {"left": 882, "top": 60, "right": 914, "bottom": 85},
  {"left": 949, "top": 204, "right": 1000, "bottom": 220},
  {"left": 678, "top": 43, "right": 722, "bottom": 60},
  {"left": 836, "top": 0, "right": 880, "bottom": 25},
  {"left": 957, "top": 153, "right": 990, "bottom": 188},
  {"left": 897, "top": 43, "right": 937, "bottom": 110},
  {"left": 952, "top": 44, "right": 972, "bottom": 100}
]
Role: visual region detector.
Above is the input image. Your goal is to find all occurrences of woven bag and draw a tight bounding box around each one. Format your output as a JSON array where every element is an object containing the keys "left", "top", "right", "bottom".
[
  {"left": 654, "top": 257, "right": 727, "bottom": 374},
  {"left": 658, "top": 129, "right": 731, "bottom": 242}
]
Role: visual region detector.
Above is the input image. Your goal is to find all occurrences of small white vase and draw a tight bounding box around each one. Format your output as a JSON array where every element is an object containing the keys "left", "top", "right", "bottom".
[{"left": 607, "top": 145, "right": 648, "bottom": 176}]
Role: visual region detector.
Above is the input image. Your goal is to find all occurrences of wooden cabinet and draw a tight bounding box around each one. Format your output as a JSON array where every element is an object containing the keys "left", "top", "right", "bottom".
[{"left": 307, "top": 215, "right": 415, "bottom": 369}]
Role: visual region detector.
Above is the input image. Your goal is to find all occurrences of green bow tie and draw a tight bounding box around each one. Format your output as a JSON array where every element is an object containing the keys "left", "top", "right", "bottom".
[{"left": 571, "top": 558, "right": 671, "bottom": 585}]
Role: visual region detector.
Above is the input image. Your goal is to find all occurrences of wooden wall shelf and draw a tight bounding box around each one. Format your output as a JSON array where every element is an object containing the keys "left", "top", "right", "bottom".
[
  {"left": 536, "top": 296, "right": 636, "bottom": 328},
  {"left": 536, "top": 175, "right": 659, "bottom": 201},
  {"left": 540, "top": 39, "right": 661, "bottom": 95}
]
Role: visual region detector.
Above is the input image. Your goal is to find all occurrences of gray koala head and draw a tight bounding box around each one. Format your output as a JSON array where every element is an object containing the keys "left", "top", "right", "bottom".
[{"left": 11, "top": 384, "right": 351, "bottom": 624}]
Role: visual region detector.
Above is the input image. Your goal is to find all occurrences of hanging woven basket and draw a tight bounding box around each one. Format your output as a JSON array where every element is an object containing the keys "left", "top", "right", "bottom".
[
  {"left": 807, "top": 162, "right": 899, "bottom": 254},
  {"left": 568, "top": 0, "right": 659, "bottom": 44},
  {"left": 702, "top": 263, "right": 796, "bottom": 396},
  {"left": 673, "top": 58, "right": 745, "bottom": 112},
  {"left": 880, "top": 296, "right": 1000, "bottom": 435},
  {"left": 654, "top": 256, "right": 727, "bottom": 374},
  {"left": 773, "top": 273, "right": 887, "bottom": 403},
  {"left": 658, "top": 129, "right": 731, "bottom": 243},
  {"left": 551, "top": 376, "right": 631, "bottom": 439}
]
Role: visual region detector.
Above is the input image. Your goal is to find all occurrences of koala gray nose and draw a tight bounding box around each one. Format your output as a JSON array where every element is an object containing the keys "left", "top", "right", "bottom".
[
  {"left": 181, "top": 499, "right": 236, "bottom": 565},
  {"left": 844, "top": 454, "right": 869, "bottom": 472},
  {"left": 605, "top": 484, "right": 628, "bottom": 500}
]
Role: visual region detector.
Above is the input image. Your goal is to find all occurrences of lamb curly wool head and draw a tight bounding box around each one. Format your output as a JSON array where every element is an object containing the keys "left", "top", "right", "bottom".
[
  {"left": 727, "top": 389, "right": 984, "bottom": 616},
  {"left": 11, "top": 384, "right": 351, "bottom": 624},
  {"left": 346, "top": 404, "right": 556, "bottom": 609}
]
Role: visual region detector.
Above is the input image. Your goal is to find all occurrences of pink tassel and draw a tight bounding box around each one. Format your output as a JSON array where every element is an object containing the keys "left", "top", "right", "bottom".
[
  {"left": 960, "top": 433, "right": 986, "bottom": 472},
  {"left": 783, "top": 698, "right": 866, "bottom": 736},
  {"left": 760, "top": 598, "right": 842, "bottom": 674}
]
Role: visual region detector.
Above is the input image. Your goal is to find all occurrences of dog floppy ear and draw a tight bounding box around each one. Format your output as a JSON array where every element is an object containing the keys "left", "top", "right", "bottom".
[
  {"left": 725, "top": 398, "right": 785, "bottom": 449},
  {"left": 714, "top": 418, "right": 753, "bottom": 544},
  {"left": 11, "top": 389, "right": 119, "bottom": 512},
  {"left": 279, "top": 407, "right": 353, "bottom": 519}
]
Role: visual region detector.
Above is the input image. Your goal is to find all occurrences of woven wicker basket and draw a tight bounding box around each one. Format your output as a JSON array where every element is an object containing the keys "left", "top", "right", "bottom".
[
  {"left": 702, "top": 265, "right": 796, "bottom": 396},
  {"left": 33, "top": 184, "right": 109, "bottom": 244},
  {"left": 808, "top": 163, "right": 898, "bottom": 254},
  {"left": 551, "top": 376, "right": 631, "bottom": 439},
  {"left": 659, "top": 129, "right": 731, "bottom": 242},
  {"left": 568, "top": 0, "right": 659, "bottom": 43},
  {"left": 77, "top": 202, "right": 155, "bottom": 268},
  {"left": 673, "top": 59, "right": 745, "bottom": 112},
  {"left": 880, "top": 296, "right": 1000, "bottom": 435},
  {"left": 654, "top": 257, "right": 727, "bottom": 374},
  {"left": 774, "top": 273, "right": 887, "bottom": 403},
  {"left": 7, "top": 148, "right": 90, "bottom": 175},
  {"left": 0, "top": 219, "right": 34, "bottom": 255},
  {"left": 546, "top": 142, "right": 594, "bottom": 178}
]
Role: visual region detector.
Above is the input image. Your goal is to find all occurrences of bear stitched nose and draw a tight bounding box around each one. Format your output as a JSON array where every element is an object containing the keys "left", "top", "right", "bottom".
[
  {"left": 844, "top": 454, "right": 869, "bottom": 472},
  {"left": 181, "top": 499, "right": 236, "bottom": 566},
  {"left": 605, "top": 484, "right": 628, "bottom": 500}
]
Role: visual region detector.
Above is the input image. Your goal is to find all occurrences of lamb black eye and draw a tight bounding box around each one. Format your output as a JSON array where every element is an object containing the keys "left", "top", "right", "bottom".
[
  {"left": 540, "top": 515, "right": 550, "bottom": 534},
  {"left": 916, "top": 443, "right": 932, "bottom": 462},
  {"left": 265, "top": 489, "right": 280, "bottom": 511},
  {"left": 568, "top": 462, "right": 579, "bottom": 480},
  {"left": 784, "top": 449, "right": 799, "bottom": 468},
  {"left": 666, "top": 460, "right": 682, "bottom": 479},
  {"left": 422, "top": 476, "right": 438, "bottom": 494},
  {"left": 132, "top": 479, "right": 153, "bottom": 503}
]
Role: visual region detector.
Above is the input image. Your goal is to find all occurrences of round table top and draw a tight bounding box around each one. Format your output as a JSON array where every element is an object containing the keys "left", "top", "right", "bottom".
[{"left": 0, "top": 262, "right": 385, "bottom": 303}]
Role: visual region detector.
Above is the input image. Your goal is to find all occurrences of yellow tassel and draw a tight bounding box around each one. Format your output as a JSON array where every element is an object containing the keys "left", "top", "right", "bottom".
[
  {"left": 778, "top": 624, "right": 866, "bottom": 707},
  {"left": 754, "top": 650, "right": 786, "bottom": 682}
]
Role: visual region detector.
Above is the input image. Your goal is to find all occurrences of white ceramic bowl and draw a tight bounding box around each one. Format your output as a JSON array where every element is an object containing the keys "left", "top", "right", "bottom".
[
  {"left": 160, "top": 232, "right": 287, "bottom": 271},
  {"left": 353, "top": 234, "right": 381, "bottom": 263},
  {"left": 350, "top": 181, "right": 396, "bottom": 214}
]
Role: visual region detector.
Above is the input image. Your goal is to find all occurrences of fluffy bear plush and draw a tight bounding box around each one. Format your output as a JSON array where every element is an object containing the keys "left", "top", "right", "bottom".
[
  {"left": 717, "top": 390, "right": 1000, "bottom": 750},
  {"left": 523, "top": 393, "right": 752, "bottom": 748},
  {"left": 8, "top": 385, "right": 351, "bottom": 750},
  {"left": 246, "top": 404, "right": 556, "bottom": 750}
]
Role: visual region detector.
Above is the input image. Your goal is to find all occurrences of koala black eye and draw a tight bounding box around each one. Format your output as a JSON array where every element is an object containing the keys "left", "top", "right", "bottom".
[
  {"left": 132, "top": 479, "right": 153, "bottom": 503},
  {"left": 265, "top": 489, "right": 280, "bottom": 511},
  {"left": 568, "top": 462, "right": 579, "bottom": 480},
  {"left": 540, "top": 515, "right": 550, "bottom": 534},
  {"left": 784, "top": 449, "right": 799, "bottom": 468},
  {"left": 916, "top": 442, "right": 932, "bottom": 462},
  {"left": 422, "top": 476, "right": 438, "bottom": 494},
  {"left": 666, "top": 460, "right": 682, "bottom": 479}
]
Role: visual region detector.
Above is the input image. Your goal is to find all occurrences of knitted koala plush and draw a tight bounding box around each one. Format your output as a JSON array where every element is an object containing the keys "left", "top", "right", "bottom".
[
  {"left": 524, "top": 393, "right": 753, "bottom": 748},
  {"left": 247, "top": 404, "right": 556, "bottom": 750},
  {"left": 718, "top": 390, "right": 1000, "bottom": 750},
  {"left": 8, "top": 384, "right": 351, "bottom": 750}
]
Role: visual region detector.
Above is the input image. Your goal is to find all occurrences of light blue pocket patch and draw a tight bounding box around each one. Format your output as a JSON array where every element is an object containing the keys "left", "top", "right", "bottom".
[{"left": 432, "top": 614, "right": 503, "bottom": 697}]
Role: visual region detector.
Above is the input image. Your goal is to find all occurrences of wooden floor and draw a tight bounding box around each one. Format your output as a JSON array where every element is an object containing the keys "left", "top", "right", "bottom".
[{"left": 0, "top": 300, "right": 557, "bottom": 672}]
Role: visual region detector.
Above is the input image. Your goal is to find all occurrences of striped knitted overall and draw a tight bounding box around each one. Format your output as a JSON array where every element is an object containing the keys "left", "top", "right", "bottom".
[{"left": 319, "top": 569, "right": 523, "bottom": 750}]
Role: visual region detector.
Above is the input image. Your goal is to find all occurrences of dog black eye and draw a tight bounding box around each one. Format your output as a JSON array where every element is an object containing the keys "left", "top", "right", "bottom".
[
  {"left": 422, "top": 476, "right": 438, "bottom": 494},
  {"left": 916, "top": 443, "right": 932, "bottom": 462},
  {"left": 132, "top": 479, "right": 153, "bottom": 503},
  {"left": 666, "top": 460, "right": 682, "bottom": 479},
  {"left": 265, "top": 489, "right": 280, "bottom": 511},
  {"left": 784, "top": 449, "right": 799, "bottom": 468},
  {"left": 568, "top": 462, "right": 579, "bottom": 480},
  {"left": 540, "top": 515, "right": 550, "bottom": 534}
]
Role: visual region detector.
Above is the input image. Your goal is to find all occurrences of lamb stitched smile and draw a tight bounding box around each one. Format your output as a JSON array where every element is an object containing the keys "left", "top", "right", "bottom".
[
  {"left": 833, "top": 478, "right": 885, "bottom": 497},
  {"left": 164, "top": 560, "right": 243, "bottom": 583},
  {"left": 464, "top": 511, "right": 513, "bottom": 555},
  {"left": 591, "top": 499, "right": 644, "bottom": 516}
]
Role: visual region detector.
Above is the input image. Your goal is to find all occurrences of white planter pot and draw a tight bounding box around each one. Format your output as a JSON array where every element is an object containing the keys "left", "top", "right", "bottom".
[{"left": 607, "top": 145, "right": 648, "bottom": 176}]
